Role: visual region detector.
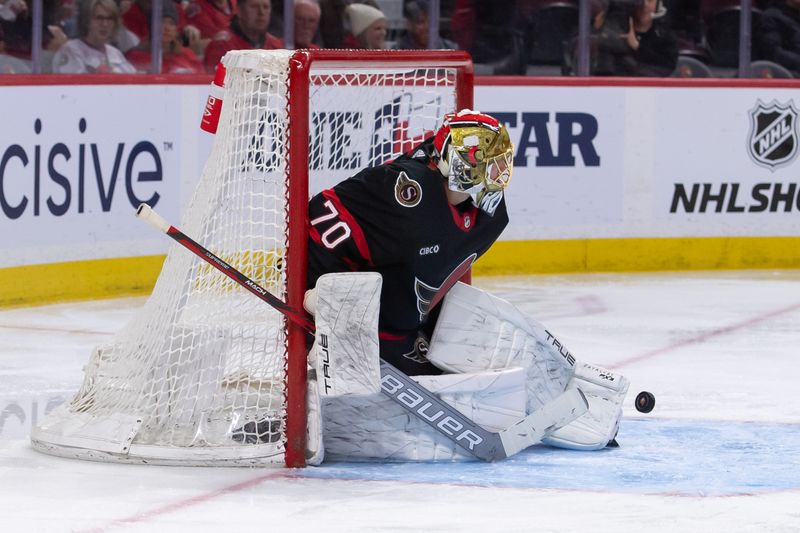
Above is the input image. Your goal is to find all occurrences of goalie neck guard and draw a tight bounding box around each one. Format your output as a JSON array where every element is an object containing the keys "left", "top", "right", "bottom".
[{"left": 433, "top": 110, "right": 513, "bottom": 216}]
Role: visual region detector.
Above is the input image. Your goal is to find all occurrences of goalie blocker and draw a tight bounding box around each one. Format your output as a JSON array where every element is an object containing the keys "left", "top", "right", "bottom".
[{"left": 305, "top": 273, "right": 627, "bottom": 462}]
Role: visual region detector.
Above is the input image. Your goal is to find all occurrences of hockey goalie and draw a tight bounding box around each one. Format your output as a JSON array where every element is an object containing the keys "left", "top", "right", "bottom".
[{"left": 300, "top": 111, "right": 629, "bottom": 463}]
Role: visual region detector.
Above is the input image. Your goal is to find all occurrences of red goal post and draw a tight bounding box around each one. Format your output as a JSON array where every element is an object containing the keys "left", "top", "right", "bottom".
[
  {"left": 31, "top": 49, "right": 474, "bottom": 468},
  {"left": 282, "top": 50, "right": 473, "bottom": 466}
]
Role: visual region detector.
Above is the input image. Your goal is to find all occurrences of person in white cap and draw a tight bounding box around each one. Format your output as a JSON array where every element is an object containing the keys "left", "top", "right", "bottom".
[{"left": 344, "top": 2, "right": 386, "bottom": 49}]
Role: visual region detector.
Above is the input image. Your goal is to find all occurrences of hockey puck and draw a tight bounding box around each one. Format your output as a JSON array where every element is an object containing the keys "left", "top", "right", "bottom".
[{"left": 635, "top": 391, "right": 656, "bottom": 413}]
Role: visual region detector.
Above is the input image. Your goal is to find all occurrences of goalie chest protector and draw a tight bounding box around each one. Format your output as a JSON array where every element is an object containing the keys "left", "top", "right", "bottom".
[{"left": 308, "top": 140, "right": 508, "bottom": 338}]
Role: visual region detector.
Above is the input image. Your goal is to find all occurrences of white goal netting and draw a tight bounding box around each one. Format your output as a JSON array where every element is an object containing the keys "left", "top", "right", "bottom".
[{"left": 31, "top": 50, "right": 467, "bottom": 466}]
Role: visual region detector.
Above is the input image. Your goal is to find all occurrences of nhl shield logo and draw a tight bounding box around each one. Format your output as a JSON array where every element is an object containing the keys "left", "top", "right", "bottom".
[{"left": 747, "top": 100, "right": 799, "bottom": 170}]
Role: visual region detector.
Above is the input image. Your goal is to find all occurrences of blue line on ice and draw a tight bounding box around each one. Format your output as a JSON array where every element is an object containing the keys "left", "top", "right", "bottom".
[{"left": 295, "top": 418, "right": 800, "bottom": 496}]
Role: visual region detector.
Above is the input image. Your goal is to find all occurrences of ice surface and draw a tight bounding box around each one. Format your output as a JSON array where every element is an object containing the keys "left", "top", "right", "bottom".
[{"left": 1, "top": 271, "right": 799, "bottom": 532}]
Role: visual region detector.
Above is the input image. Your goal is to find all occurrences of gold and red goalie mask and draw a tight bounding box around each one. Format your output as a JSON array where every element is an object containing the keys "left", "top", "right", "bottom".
[{"left": 433, "top": 110, "right": 513, "bottom": 216}]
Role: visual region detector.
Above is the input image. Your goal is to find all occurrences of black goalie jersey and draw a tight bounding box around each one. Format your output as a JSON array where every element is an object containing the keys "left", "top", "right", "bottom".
[{"left": 307, "top": 140, "right": 508, "bottom": 374}]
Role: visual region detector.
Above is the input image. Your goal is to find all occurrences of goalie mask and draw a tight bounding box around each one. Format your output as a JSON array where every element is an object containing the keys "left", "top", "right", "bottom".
[{"left": 433, "top": 110, "right": 513, "bottom": 216}]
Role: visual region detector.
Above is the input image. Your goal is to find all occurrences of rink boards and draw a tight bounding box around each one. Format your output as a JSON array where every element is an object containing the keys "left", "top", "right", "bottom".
[{"left": 2, "top": 76, "right": 800, "bottom": 305}]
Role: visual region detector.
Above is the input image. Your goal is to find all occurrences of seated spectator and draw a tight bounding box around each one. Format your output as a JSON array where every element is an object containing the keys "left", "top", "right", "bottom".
[
  {"left": 662, "top": 0, "right": 703, "bottom": 46},
  {"left": 758, "top": 0, "right": 800, "bottom": 75},
  {"left": 0, "top": 18, "right": 31, "bottom": 72},
  {"left": 317, "top": 0, "right": 377, "bottom": 48},
  {"left": 60, "top": 0, "right": 79, "bottom": 37},
  {"left": 121, "top": 0, "right": 150, "bottom": 42},
  {"left": 126, "top": 0, "right": 203, "bottom": 72},
  {"left": 394, "top": 0, "right": 457, "bottom": 50},
  {"left": 267, "top": 0, "right": 283, "bottom": 35},
  {"left": 318, "top": 0, "right": 346, "bottom": 47},
  {"left": 0, "top": 0, "right": 69, "bottom": 64},
  {"left": 52, "top": 0, "right": 136, "bottom": 73},
  {"left": 113, "top": 0, "right": 141, "bottom": 52},
  {"left": 630, "top": 0, "right": 678, "bottom": 75},
  {"left": 566, "top": 0, "right": 678, "bottom": 76},
  {"left": 450, "top": 0, "right": 475, "bottom": 51},
  {"left": 123, "top": 0, "right": 198, "bottom": 51},
  {"left": 203, "top": 0, "right": 283, "bottom": 72},
  {"left": 120, "top": 0, "right": 186, "bottom": 43},
  {"left": 0, "top": 0, "right": 27, "bottom": 23},
  {"left": 294, "top": 0, "right": 320, "bottom": 48},
  {"left": 449, "top": 0, "right": 526, "bottom": 74},
  {"left": 343, "top": 2, "right": 386, "bottom": 49},
  {"left": 184, "top": 0, "right": 236, "bottom": 40}
]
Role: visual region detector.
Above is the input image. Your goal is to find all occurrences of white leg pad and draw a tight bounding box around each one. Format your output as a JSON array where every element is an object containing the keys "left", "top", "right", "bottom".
[
  {"left": 427, "top": 282, "right": 577, "bottom": 413},
  {"left": 541, "top": 362, "right": 630, "bottom": 450},
  {"left": 427, "top": 282, "right": 629, "bottom": 450},
  {"left": 312, "top": 272, "right": 382, "bottom": 397},
  {"left": 305, "top": 373, "right": 324, "bottom": 465},
  {"left": 322, "top": 367, "right": 528, "bottom": 461},
  {"left": 415, "top": 367, "right": 529, "bottom": 431}
]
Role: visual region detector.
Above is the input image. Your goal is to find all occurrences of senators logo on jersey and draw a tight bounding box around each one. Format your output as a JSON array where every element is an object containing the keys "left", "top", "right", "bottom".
[
  {"left": 394, "top": 172, "right": 422, "bottom": 207},
  {"left": 413, "top": 254, "right": 477, "bottom": 321}
]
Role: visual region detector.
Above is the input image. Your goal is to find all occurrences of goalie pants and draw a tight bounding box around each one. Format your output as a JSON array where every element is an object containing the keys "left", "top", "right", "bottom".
[{"left": 377, "top": 330, "right": 443, "bottom": 376}]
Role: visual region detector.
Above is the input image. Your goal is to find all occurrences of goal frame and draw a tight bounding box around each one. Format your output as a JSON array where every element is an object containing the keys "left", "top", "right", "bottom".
[
  {"left": 28, "top": 50, "right": 475, "bottom": 469},
  {"left": 282, "top": 50, "right": 473, "bottom": 467}
]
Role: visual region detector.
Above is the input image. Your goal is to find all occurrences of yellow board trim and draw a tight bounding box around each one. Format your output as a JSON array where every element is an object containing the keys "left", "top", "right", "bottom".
[
  {"left": 0, "top": 256, "right": 166, "bottom": 308},
  {"left": 473, "top": 236, "right": 800, "bottom": 275},
  {"left": 3, "top": 236, "right": 800, "bottom": 307}
]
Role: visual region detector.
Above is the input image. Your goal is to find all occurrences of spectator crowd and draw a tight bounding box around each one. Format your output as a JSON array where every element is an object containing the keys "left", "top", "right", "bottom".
[{"left": 0, "top": 0, "right": 799, "bottom": 77}]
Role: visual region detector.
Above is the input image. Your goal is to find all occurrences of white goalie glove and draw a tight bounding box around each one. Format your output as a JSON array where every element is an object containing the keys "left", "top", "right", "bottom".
[{"left": 541, "top": 361, "right": 628, "bottom": 450}]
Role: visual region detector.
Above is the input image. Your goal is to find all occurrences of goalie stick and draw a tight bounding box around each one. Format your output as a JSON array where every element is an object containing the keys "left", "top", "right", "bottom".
[{"left": 136, "top": 203, "right": 588, "bottom": 462}]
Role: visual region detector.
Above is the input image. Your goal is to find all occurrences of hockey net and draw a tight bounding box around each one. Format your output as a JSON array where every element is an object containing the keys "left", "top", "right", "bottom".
[{"left": 31, "top": 49, "right": 473, "bottom": 467}]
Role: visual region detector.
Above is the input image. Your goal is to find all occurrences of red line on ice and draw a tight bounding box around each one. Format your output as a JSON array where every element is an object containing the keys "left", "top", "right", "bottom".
[
  {"left": 610, "top": 301, "right": 800, "bottom": 370},
  {"left": 78, "top": 470, "right": 290, "bottom": 533}
]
